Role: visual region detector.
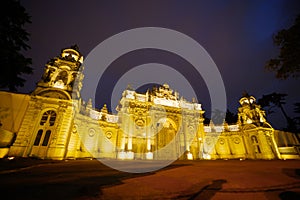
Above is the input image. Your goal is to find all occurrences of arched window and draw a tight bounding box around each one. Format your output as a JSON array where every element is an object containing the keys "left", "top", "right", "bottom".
[
  {"left": 42, "top": 130, "right": 51, "bottom": 146},
  {"left": 56, "top": 70, "right": 68, "bottom": 85},
  {"left": 33, "top": 110, "right": 56, "bottom": 147},
  {"left": 40, "top": 110, "right": 56, "bottom": 126},
  {"left": 34, "top": 129, "right": 43, "bottom": 146},
  {"left": 251, "top": 135, "right": 258, "bottom": 143}
]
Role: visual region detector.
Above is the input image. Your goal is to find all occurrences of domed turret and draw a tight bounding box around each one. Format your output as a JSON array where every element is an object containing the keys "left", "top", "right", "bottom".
[
  {"left": 60, "top": 45, "right": 83, "bottom": 67},
  {"left": 238, "top": 92, "right": 267, "bottom": 125},
  {"left": 32, "top": 45, "right": 84, "bottom": 99}
]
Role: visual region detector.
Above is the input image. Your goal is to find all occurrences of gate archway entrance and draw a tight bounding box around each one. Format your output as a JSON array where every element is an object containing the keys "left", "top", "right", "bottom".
[{"left": 156, "top": 118, "right": 178, "bottom": 160}]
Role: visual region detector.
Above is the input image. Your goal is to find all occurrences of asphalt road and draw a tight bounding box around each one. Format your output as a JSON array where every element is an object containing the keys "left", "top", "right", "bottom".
[{"left": 0, "top": 158, "right": 299, "bottom": 200}]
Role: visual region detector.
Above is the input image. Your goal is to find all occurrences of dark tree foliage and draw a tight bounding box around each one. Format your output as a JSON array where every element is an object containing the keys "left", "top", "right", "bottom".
[
  {"left": 294, "top": 103, "right": 300, "bottom": 114},
  {"left": 258, "top": 93, "right": 287, "bottom": 115},
  {"left": 0, "top": 0, "right": 32, "bottom": 91},
  {"left": 202, "top": 109, "right": 238, "bottom": 125},
  {"left": 265, "top": 14, "right": 300, "bottom": 79},
  {"left": 258, "top": 93, "right": 297, "bottom": 132},
  {"left": 225, "top": 109, "right": 238, "bottom": 124},
  {"left": 294, "top": 103, "right": 300, "bottom": 129},
  {"left": 202, "top": 113, "right": 211, "bottom": 125},
  {"left": 211, "top": 109, "right": 226, "bottom": 125}
]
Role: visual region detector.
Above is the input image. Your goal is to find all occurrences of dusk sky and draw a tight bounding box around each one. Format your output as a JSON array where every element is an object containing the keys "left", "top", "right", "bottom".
[{"left": 18, "top": 0, "right": 300, "bottom": 130}]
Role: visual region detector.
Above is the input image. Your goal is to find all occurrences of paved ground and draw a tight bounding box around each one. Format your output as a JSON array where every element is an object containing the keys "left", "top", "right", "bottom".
[{"left": 0, "top": 158, "right": 299, "bottom": 200}]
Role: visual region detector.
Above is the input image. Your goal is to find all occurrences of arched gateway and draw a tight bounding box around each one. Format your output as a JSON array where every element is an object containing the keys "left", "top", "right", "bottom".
[{"left": 115, "top": 84, "right": 204, "bottom": 160}]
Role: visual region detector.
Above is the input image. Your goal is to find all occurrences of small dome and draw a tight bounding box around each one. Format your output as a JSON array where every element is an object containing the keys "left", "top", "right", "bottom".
[
  {"left": 239, "top": 95, "right": 256, "bottom": 105},
  {"left": 163, "top": 83, "right": 169, "bottom": 89},
  {"left": 61, "top": 45, "right": 83, "bottom": 63}
]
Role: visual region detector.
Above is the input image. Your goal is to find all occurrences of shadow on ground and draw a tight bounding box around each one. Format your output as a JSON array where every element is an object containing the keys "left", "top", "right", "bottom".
[
  {"left": 279, "top": 168, "right": 300, "bottom": 200},
  {"left": 282, "top": 168, "right": 300, "bottom": 180},
  {"left": 175, "top": 179, "right": 227, "bottom": 200},
  {"left": 0, "top": 158, "right": 189, "bottom": 200},
  {"left": 279, "top": 191, "right": 300, "bottom": 200},
  {"left": 187, "top": 179, "right": 227, "bottom": 200}
]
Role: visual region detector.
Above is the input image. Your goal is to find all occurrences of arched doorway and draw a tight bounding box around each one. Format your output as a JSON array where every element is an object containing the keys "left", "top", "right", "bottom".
[
  {"left": 156, "top": 118, "right": 178, "bottom": 160},
  {"left": 30, "top": 110, "right": 56, "bottom": 158}
]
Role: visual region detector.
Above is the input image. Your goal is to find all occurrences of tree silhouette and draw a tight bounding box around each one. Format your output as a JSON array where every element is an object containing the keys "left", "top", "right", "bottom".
[
  {"left": 211, "top": 109, "right": 226, "bottom": 125},
  {"left": 203, "top": 109, "right": 238, "bottom": 125},
  {"left": 202, "top": 113, "right": 211, "bottom": 125},
  {"left": 0, "top": 0, "right": 32, "bottom": 91},
  {"left": 225, "top": 109, "right": 238, "bottom": 124},
  {"left": 258, "top": 93, "right": 297, "bottom": 132},
  {"left": 294, "top": 103, "right": 300, "bottom": 131},
  {"left": 265, "top": 14, "right": 300, "bottom": 79}
]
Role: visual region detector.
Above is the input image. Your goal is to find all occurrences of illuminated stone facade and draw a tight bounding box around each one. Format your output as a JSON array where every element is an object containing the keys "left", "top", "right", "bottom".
[
  {"left": 7, "top": 46, "right": 84, "bottom": 160},
  {"left": 1, "top": 46, "right": 299, "bottom": 160}
]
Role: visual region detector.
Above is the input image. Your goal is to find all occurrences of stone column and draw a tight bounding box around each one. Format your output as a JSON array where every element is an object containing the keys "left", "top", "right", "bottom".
[
  {"left": 147, "top": 138, "right": 151, "bottom": 151},
  {"left": 120, "top": 137, "right": 125, "bottom": 150},
  {"left": 128, "top": 137, "right": 132, "bottom": 150}
]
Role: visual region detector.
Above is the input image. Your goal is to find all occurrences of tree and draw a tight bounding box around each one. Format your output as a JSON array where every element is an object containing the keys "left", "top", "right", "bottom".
[
  {"left": 225, "top": 109, "right": 238, "bottom": 124},
  {"left": 265, "top": 14, "right": 300, "bottom": 79},
  {"left": 203, "top": 109, "right": 238, "bottom": 125},
  {"left": 202, "top": 113, "right": 211, "bottom": 125},
  {"left": 0, "top": 0, "right": 32, "bottom": 91},
  {"left": 211, "top": 109, "right": 226, "bottom": 125},
  {"left": 294, "top": 103, "right": 300, "bottom": 130},
  {"left": 257, "top": 93, "right": 296, "bottom": 132}
]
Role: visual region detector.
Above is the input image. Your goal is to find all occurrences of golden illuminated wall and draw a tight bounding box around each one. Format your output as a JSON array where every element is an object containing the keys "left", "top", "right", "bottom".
[
  {"left": 274, "top": 130, "right": 299, "bottom": 147},
  {"left": 8, "top": 95, "right": 74, "bottom": 160},
  {"left": 3, "top": 46, "right": 299, "bottom": 160},
  {"left": 0, "top": 91, "right": 30, "bottom": 133},
  {"left": 0, "top": 91, "right": 30, "bottom": 158},
  {"left": 115, "top": 86, "right": 204, "bottom": 160},
  {"left": 5, "top": 88, "right": 284, "bottom": 161},
  {"left": 8, "top": 46, "right": 84, "bottom": 160}
]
